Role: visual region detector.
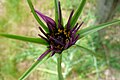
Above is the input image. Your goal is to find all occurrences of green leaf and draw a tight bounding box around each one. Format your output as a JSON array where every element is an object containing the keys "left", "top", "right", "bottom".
[
  {"left": 78, "top": 19, "right": 120, "bottom": 38},
  {"left": 70, "top": 0, "right": 86, "bottom": 27},
  {"left": 0, "top": 33, "right": 48, "bottom": 45},
  {"left": 75, "top": 45, "right": 102, "bottom": 59},
  {"left": 27, "top": 0, "right": 49, "bottom": 32},
  {"left": 19, "top": 52, "right": 50, "bottom": 80},
  {"left": 54, "top": 0, "right": 59, "bottom": 25}
]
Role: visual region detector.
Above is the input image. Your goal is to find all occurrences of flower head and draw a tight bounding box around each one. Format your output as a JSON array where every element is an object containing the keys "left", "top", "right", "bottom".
[{"left": 36, "top": 1, "right": 83, "bottom": 60}]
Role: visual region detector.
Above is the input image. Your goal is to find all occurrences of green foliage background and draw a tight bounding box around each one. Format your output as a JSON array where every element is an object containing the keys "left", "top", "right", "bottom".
[{"left": 0, "top": 0, "right": 120, "bottom": 80}]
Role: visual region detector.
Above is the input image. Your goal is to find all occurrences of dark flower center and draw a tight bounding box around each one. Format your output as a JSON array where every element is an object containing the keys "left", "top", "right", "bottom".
[{"left": 48, "top": 28, "right": 71, "bottom": 52}]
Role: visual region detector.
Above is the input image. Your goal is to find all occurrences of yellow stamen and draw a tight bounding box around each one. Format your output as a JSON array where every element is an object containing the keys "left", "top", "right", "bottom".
[{"left": 58, "top": 29, "right": 62, "bottom": 33}]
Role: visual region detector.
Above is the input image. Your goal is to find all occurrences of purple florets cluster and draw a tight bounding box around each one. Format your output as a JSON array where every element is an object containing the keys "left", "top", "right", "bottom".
[{"left": 36, "top": 2, "right": 83, "bottom": 60}]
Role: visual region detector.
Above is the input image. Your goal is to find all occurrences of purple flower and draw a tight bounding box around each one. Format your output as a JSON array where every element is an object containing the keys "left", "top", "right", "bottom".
[{"left": 36, "top": 2, "right": 83, "bottom": 60}]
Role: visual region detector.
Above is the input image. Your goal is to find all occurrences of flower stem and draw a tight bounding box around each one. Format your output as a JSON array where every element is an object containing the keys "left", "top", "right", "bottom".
[
  {"left": 27, "top": 0, "right": 49, "bottom": 32},
  {"left": 57, "top": 54, "right": 64, "bottom": 80}
]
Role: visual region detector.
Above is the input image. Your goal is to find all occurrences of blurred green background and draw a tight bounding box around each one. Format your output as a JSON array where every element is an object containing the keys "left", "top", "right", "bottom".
[{"left": 0, "top": 0, "right": 120, "bottom": 80}]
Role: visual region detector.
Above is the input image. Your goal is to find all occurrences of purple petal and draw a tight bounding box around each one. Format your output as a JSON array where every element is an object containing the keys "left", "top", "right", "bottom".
[
  {"left": 38, "top": 34, "right": 49, "bottom": 42},
  {"left": 58, "top": 19, "right": 63, "bottom": 29},
  {"left": 47, "top": 22, "right": 56, "bottom": 32},
  {"left": 35, "top": 10, "right": 55, "bottom": 25},
  {"left": 37, "top": 49, "right": 51, "bottom": 60},
  {"left": 50, "top": 45, "right": 54, "bottom": 50},
  {"left": 53, "top": 49, "right": 61, "bottom": 53},
  {"left": 58, "top": 1, "right": 62, "bottom": 25},
  {"left": 71, "top": 23, "right": 78, "bottom": 32},
  {"left": 35, "top": 10, "right": 56, "bottom": 31},
  {"left": 39, "top": 27, "right": 49, "bottom": 38},
  {"left": 64, "top": 41, "right": 69, "bottom": 49},
  {"left": 76, "top": 22, "right": 84, "bottom": 31},
  {"left": 70, "top": 23, "right": 79, "bottom": 38},
  {"left": 72, "top": 34, "right": 79, "bottom": 45},
  {"left": 66, "top": 10, "right": 74, "bottom": 29},
  {"left": 50, "top": 36, "right": 64, "bottom": 46},
  {"left": 69, "top": 38, "right": 73, "bottom": 45},
  {"left": 75, "top": 34, "right": 79, "bottom": 41},
  {"left": 71, "top": 30, "right": 76, "bottom": 39},
  {"left": 50, "top": 51, "right": 55, "bottom": 56},
  {"left": 72, "top": 22, "right": 84, "bottom": 35}
]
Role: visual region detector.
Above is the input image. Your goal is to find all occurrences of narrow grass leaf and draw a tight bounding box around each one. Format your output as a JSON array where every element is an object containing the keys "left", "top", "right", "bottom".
[
  {"left": 19, "top": 53, "right": 50, "bottom": 80},
  {"left": 37, "top": 68, "right": 57, "bottom": 75},
  {"left": 54, "top": 0, "right": 59, "bottom": 25},
  {"left": 75, "top": 45, "right": 102, "bottom": 59},
  {"left": 27, "top": 0, "right": 49, "bottom": 32},
  {"left": 70, "top": 0, "right": 86, "bottom": 27},
  {"left": 0, "top": 33, "right": 48, "bottom": 45},
  {"left": 78, "top": 19, "right": 120, "bottom": 38}
]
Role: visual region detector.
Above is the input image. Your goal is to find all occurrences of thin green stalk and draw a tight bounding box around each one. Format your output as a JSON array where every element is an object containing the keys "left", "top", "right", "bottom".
[
  {"left": 75, "top": 45, "right": 102, "bottom": 59},
  {"left": 54, "top": 0, "right": 59, "bottom": 25},
  {"left": 78, "top": 19, "right": 120, "bottom": 38},
  {"left": 57, "top": 54, "right": 64, "bottom": 80},
  {"left": 0, "top": 33, "right": 48, "bottom": 45},
  {"left": 19, "top": 53, "right": 50, "bottom": 80},
  {"left": 93, "top": 56, "right": 99, "bottom": 79},
  {"left": 27, "top": 0, "right": 49, "bottom": 32},
  {"left": 70, "top": 0, "right": 86, "bottom": 27},
  {"left": 19, "top": 60, "right": 40, "bottom": 80},
  {"left": 37, "top": 68, "right": 57, "bottom": 75}
]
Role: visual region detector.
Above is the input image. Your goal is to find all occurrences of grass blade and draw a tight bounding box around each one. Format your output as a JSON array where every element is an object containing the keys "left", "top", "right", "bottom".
[
  {"left": 78, "top": 19, "right": 120, "bottom": 38},
  {"left": 0, "top": 33, "right": 48, "bottom": 45},
  {"left": 54, "top": 0, "right": 59, "bottom": 25},
  {"left": 19, "top": 53, "right": 50, "bottom": 80},
  {"left": 27, "top": 0, "right": 49, "bottom": 32},
  {"left": 70, "top": 0, "right": 86, "bottom": 27},
  {"left": 75, "top": 45, "right": 102, "bottom": 59}
]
